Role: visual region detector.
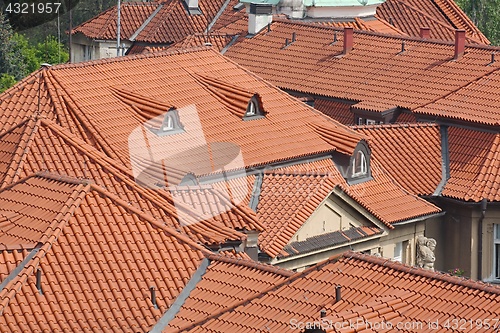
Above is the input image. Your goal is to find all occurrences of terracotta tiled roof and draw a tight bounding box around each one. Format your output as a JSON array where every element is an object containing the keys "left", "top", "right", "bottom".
[
  {"left": 0, "top": 172, "right": 212, "bottom": 331},
  {"left": 0, "top": 117, "right": 248, "bottom": 246},
  {"left": 415, "top": 68, "right": 500, "bottom": 126},
  {"left": 377, "top": 0, "right": 489, "bottom": 44},
  {"left": 0, "top": 48, "right": 363, "bottom": 175},
  {"left": 72, "top": 2, "right": 159, "bottom": 40},
  {"left": 256, "top": 158, "right": 440, "bottom": 258},
  {"left": 170, "top": 33, "right": 236, "bottom": 52},
  {"left": 353, "top": 123, "right": 442, "bottom": 196},
  {"left": 281, "top": 226, "right": 383, "bottom": 257},
  {"left": 169, "top": 185, "right": 264, "bottom": 231},
  {"left": 73, "top": 0, "right": 237, "bottom": 44},
  {"left": 178, "top": 251, "right": 500, "bottom": 332},
  {"left": 165, "top": 254, "right": 292, "bottom": 330},
  {"left": 223, "top": 20, "right": 500, "bottom": 127},
  {"left": 443, "top": 127, "right": 500, "bottom": 202}
]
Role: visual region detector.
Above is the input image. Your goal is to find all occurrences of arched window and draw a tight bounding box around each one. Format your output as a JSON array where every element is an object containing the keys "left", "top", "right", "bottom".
[
  {"left": 246, "top": 101, "right": 257, "bottom": 116},
  {"left": 351, "top": 150, "right": 367, "bottom": 177},
  {"left": 162, "top": 115, "right": 174, "bottom": 131}
]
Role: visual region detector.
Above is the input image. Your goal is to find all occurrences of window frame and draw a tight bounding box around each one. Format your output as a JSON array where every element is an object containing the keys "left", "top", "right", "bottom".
[{"left": 493, "top": 224, "right": 500, "bottom": 281}]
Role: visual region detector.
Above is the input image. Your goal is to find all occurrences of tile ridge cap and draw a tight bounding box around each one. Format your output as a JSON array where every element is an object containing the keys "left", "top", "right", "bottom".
[
  {"left": 351, "top": 122, "right": 439, "bottom": 130},
  {"left": 346, "top": 251, "right": 500, "bottom": 294}
]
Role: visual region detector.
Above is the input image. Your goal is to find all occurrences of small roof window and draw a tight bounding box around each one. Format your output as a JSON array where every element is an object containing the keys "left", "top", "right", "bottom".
[
  {"left": 347, "top": 140, "right": 371, "bottom": 184},
  {"left": 153, "top": 108, "right": 184, "bottom": 136},
  {"left": 243, "top": 94, "right": 265, "bottom": 120}
]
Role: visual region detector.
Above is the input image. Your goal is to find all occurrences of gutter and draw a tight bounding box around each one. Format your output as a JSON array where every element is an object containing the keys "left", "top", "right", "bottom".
[
  {"left": 478, "top": 198, "right": 488, "bottom": 280},
  {"left": 391, "top": 211, "right": 446, "bottom": 226},
  {"left": 433, "top": 125, "right": 450, "bottom": 196}
]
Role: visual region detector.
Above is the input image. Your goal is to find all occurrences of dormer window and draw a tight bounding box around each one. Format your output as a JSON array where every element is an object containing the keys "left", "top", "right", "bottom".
[
  {"left": 347, "top": 140, "right": 371, "bottom": 184},
  {"left": 152, "top": 108, "right": 184, "bottom": 136},
  {"left": 243, "top": 94, "right": 265, "bottom": 121},
  {"left": 352, "top": 150, "right": 367, "bottom": 177}
]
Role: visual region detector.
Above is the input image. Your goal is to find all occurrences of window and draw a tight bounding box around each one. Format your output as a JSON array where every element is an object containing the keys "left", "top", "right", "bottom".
[
  {"left": 351, "top": 150, "right": 367, "bottom": 177},
  {"left": 394, "top": 242, "right": 403, "bottom": 262},
  {"left": 83, "top": 45, "right": 92, "bottom": 61},
  {"left": 246, "top": 101, "right": 257, "bottom": 116},
  {"left": 162, "top": 115, "right": 174, "bottom": 131},
  {"left": 494, "top": 225, "right": 500, "bottom": 280}
]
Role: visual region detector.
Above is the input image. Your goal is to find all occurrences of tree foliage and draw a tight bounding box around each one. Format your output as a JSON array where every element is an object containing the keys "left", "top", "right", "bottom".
[{"left": 455, "top": 0, "right": 500, "bottom": 45}]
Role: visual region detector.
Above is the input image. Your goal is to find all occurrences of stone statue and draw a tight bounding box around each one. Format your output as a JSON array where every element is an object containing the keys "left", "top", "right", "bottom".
[{"left": 416, "top": 236, "right": 436, "bottom": 271}]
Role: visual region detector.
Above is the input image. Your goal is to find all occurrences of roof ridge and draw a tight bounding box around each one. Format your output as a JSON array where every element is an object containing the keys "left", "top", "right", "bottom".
[
  {"left": 206, "top": 253, "right": 294, "bottom": 277},
  {"left": 430, "top": 0, "right": 489, "bottom": 43},
  {"left": 345, "top": 251, "right": 500, "bottom": 294}
]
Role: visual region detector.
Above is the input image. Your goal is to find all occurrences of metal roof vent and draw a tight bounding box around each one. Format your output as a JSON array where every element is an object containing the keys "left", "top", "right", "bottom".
[
  {"left": 335, "top": 285, "right": 342, "bottom": 302},
  {"left": 150, "top": 286, "right": 158, "bottom": 309},
  {"left": 36, "top": 269, "right": 43, "bottom": 295}
]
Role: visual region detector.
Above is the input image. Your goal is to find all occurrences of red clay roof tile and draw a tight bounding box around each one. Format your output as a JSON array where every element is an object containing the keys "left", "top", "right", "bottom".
[
  {"left": 178, "top": 251, "right": 500, "bottom": 332},
  {"left": 0, "top": 173, "right": 215, "bottom": 331},
  {"left": 223, "top": 20, "right": 500, "bottom": 127},
  {"left": 353, "top": 123, "right": 442, "bottom": 196}
]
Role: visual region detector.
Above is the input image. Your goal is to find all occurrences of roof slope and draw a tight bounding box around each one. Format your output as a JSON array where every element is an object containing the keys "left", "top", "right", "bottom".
[
  {"left": 0, "top": 173, "right": 211, "bottom": 332},
  {"left": 72, "top": 0, "right": 234, "bottom": 44},
  {"left": 353, "top": 123, "right": 442, "bottom": 196},
  {"left": 223, "top": 20, "right": 500, "bottom": 126},
  {"left": 443, "top": 127, "right": 500, "bottom": 202},
  {"left": 377, "top": 0, "right": 489, "bottom": 44},
  {"left": 178, "top": 251, "right": 500, "bottom": 332},
  {"left": 72, "top": 2, "right": 159, "bottom": 40},
  {"left": 415, "top": 68, "right": 500, "bottom": 126},
  {"left": 0, "top": 117, "right": 247, "bottom": 246},
  {"left": 0, "top": 48, "right": 363, "bottom": 174}
]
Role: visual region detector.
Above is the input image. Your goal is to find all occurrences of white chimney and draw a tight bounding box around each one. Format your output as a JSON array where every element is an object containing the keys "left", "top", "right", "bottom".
[{"left": 248, "top": 3, "right": 273, "bottom": 35}]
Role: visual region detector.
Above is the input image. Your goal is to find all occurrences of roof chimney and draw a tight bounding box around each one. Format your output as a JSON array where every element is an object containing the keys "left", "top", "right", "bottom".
[
  {"left": 343, "top": 27, "right": 353, "bottom": 55},
  {"left": 248, "top": 3, "right": 273, "bottom": 35},
  {"left": 420, "top": 27, "right": 430, "bottom": 39},
  {"left": 185, "top": 0, "right": 199, "bottom": 9},
  {"left": 454, "top": 30, "right": 466, "bottom": 60}
]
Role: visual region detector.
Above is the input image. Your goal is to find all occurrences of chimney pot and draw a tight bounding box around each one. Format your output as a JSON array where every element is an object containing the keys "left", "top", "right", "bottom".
[
  {"left": 454, "top": 30, "right": 466, "bottom": 60},
  {"left": 420, "top": 27, "right": 430, "bottom": 39},
  {"left": 292, "top": 32, "right": 296, "bottom": 43},
  {"left": 335, "top": 285, "right": 342, "bottom": 302},
  {"left": 343, "top": 27, "right": 353, "bottom": 55}
]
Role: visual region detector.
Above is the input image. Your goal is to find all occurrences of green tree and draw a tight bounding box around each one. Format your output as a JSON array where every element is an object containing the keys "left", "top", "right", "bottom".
[
  {"left": 0, "top": 73, "right": 16, "bottom": 93},
  {"left": 456, "top": 0, "right": 500, "bottom": 45},
  {"left": 0, "top": 12, "right": 25, "bottom": 80},
  {"left": 35, "top": 36, "right": 70, "bottom": 66}
]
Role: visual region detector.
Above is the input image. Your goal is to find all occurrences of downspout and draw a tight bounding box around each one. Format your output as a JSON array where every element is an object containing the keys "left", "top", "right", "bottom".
[{"left": 478, "top": 198, "right": 487, "bottom": 280}]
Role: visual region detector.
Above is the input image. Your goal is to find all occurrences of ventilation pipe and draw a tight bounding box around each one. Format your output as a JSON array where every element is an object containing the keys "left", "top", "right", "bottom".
[
  {"left": 150, "top": 286, "right": 158, "bottom": 309},
  {"left": 335, "top": 285, "right": 342, "bottom": 302},
  {"left": 36, "top": 269, "right": 43, "bottom": 295}
]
